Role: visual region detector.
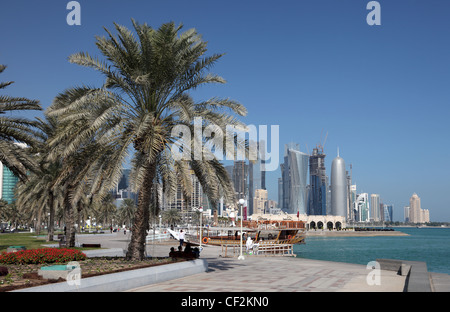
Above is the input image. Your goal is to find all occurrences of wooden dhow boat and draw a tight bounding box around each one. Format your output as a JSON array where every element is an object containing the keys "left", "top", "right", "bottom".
[{"left": 171, "top": 220, "right": 306, "bottom": 257}]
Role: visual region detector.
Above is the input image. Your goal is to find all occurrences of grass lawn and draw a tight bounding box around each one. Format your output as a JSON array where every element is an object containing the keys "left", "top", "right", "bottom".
[
  {"left": 0, "top": 232, "right": 108, "bottom": 253},
  {"left": 0, "top": 233, "right": 51, "bottom": 252}
]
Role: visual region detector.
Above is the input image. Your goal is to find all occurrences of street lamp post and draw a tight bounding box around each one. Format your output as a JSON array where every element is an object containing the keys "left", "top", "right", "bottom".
[
  {"left": 159, "top": 215, "right": 162, "bottom": 242},
  {"left": 199, "top": 207, "right": 203, "bottom": 251},
  {"left": 238, "top": 199, "right": 245, "bottom": 260}
]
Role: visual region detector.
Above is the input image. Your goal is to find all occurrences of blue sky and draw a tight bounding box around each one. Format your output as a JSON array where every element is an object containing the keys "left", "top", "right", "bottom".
[{"left": 1, "top": 0, "right": 449, "bottom": 221}]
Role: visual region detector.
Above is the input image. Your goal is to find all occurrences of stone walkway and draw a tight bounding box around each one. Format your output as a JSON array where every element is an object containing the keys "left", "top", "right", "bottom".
[
  {"left": 128, "top": 256, "right": 405, "bottom": 292},
  {"left": 72, "top": 232, "right": 450, "bottom": 292}
]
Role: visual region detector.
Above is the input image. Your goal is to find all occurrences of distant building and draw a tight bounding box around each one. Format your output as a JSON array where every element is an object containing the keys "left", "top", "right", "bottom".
[
  {"left": 232, "top": 160, "right": 248, "bottom": 201},
  {"left": 253, "top": 189, "right": 268, "bottom": 214},
  {"left": 287, "top": 148, "right": 309, "bottom": 215},
  {"left": 330, "top": 151, "right": 347, "bottom": 218},
  {"left": 350, "top": 185, "right": 357, "bottom": 221},
  {"left": 0, "top": 143, "right": 28, "bottom": 204},
  {"left": 0, "top": 165, "right": 18, "bottom": 204},
  {"left": 163, "top": 170, "right": 203, "bottom": 212},
  {"left": 409, "top": 193, "right": 429, "bottom": 223},
  {"left": 277, "top": 177, "right": 283, "bottom": 210},
  {"left": 383, "top": 204, "right": 393, "bottom": 222},
  {"left": 308, "top": 147, "right": 328, "bottom": 215},
  {"left": 404, "top": 206, "right": 410, "bottom": 223},
  {"left": 370, "top": 194, "right": 381, "bottom": 222},
  {"left": 356, "top": 193, "right": 370, "bottom": 222}
]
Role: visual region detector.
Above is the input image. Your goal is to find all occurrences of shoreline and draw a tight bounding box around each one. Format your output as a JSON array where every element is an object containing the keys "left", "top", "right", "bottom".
[{"left": 305, "top": 230, "right": 409, "bottom": 237}]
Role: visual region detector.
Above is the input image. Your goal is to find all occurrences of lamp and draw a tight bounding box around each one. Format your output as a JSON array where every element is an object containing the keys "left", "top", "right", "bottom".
[{"left": 238, "top": 199, "right": 245, "bottom": 260}]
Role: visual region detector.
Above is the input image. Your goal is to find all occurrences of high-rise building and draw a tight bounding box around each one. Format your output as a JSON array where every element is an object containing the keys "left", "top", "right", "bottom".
[
  {"left": 350, "top": 185, "right": 357, "bottom": 221},
  {"left": 383, "top": 204, "right": 393, "bottom": 222},
  {"left": 232, "top": 161, "right": 248, "bottom": 201},
  {"left": 253, "top": 189, "right": 268, "bottom": 214},
  {"left": 370, "top": 194, "right": 381, "bottom": 222},
  {"left": 409, "top": 193, "right": 421, "bottom": 223},
  {"left": 308, "top": 147, "right": 327, "bottom": 215},
  {"left": 164, "top": 170, "right": 203, "bottom": 211},
  {"left": 277, "top": 177, "right": 283, "bottom": 210},
  {"left": 279, "top": 143, "right": 309, "bottom": 214},
  {"left": 330, "top": 151, "right": 347, "bottom": 218},
  {"left": 355, "top": 193, "right": 370, "bottom": 222},
  {"left": 422, "top": 209, "right": 430, "bottom": 223},
  {"left": 287, "top": 148, "right": 309, "bottom": 215},
  {"left": 0, "top": 165, "right": 19, "bottom": 204},
  {"left": 0, "top": 143, "right": 27, "bottom": 204},
  {"left": 409, "top": 193, "right": 430, "bottom": 223},
  {"left": 248, "top": 141, "right": 267, "bottom": 215},
  {"left": 404, "top": 206, "right": 410, "bottom": 223}
]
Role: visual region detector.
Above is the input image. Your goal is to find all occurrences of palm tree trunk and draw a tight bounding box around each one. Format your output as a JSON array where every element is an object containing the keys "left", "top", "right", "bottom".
[
  {"left": 77, "top": 201, "right": 82, "bottom": 234},
  {"left": 64, "top": 187, "right": 76, "bottom": 247},
  {"left": 47, "top": 192, "right": 55, "bottom": 242},
  {"left": 36, "top": 213, "right": 42, "bottom": 236},
  {"left": 126, "top": 162, "right": 156, "bottom": 260}
]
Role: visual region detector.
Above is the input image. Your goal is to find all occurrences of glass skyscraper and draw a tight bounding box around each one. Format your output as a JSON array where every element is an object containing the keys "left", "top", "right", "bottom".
[
  {"left": 1, "top": 165, "right": 19, "bottom": 204},
  {"left": 384, "top": 204, "right": 393, "bottom": 222},
  {"left": 308, "top": 147, "right": 327, "bottom": 215},
  {"left": 356, "top": 193, "right": 370, "bottom": 222},
  {"left": 287, "top": 148, "right": 309, "bottom": 215}
]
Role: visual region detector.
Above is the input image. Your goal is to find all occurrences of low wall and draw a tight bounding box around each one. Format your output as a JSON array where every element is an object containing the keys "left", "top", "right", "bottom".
[
  {"left": 13, "top": 259, "right": 208, "bottom": 292},
  {"left": 376, "top": 259, "right": 432, "bottom": 292}
]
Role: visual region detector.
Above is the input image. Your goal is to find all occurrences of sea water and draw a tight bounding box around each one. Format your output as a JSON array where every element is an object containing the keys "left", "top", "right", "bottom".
[{"left": 294, "top": 227, "right": 450, "bottom": 274}]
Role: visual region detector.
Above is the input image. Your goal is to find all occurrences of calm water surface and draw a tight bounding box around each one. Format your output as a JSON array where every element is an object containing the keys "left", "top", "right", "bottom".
[{"left": 294, "top": 227, "right": 450, "bottom": 274}]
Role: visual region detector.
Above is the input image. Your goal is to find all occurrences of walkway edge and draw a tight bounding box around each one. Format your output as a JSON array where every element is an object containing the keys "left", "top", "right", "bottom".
[{"left": 12, "top": 259, "right": 208, "bottom": 292}]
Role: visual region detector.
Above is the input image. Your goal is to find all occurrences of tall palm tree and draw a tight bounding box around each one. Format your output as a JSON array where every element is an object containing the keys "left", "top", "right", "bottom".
[
  {"left": 0, "top": 65, "right": 42, "bottom": 181},
  {"left": 118, "top": 198, "right": 136, "bottom": 228},
  {"left": 15, "top": 116, "right": 64, "bottom": 241},
  {"left": 47, "top": 20, "right": 247, "bottom": 260},
  {"left": 162, "top": 208, "right": 182, "bottom": 229}
]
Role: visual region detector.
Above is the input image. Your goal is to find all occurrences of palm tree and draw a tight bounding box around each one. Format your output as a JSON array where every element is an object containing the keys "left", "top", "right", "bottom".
[
  {"left": 47, "top": 20, "right": 247, "bottom": 260},
  {"left": 162, "top": 208, "right": 182, "bottom": 229},
  {"left": 0, "top": 65, "right": 42, "bottom": 181},
  {"left": 15, "top": 116, "right": 64, "bottom": 241},
  {"left": 118, "top": 198, "right": 136, "bottom": 228}
]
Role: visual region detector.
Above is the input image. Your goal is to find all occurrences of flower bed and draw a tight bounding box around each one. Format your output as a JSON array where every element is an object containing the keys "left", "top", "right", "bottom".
[
  {"left": 0, "top": 248, "right": 87, "bottom": 265},
  {"left": 0, "top": 256, "right": 183, "bottom": 292}
]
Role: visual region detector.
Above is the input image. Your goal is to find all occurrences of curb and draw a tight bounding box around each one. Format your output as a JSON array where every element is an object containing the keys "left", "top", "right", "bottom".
[{"left": 12, "top": 259, "right": 208, "bottom": 292}]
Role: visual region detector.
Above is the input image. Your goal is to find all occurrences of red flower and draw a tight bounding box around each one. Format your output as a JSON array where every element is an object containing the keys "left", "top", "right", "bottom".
[{"left": 0, "top": 248, "right": 86, "bottom": 264}]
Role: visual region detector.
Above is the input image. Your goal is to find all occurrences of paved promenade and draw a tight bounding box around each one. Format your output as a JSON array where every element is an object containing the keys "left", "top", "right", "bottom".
[
  {"left": 73, "top": 232, "right": 409, "bottom": 292},
  {"left": 129, "top": 256, "right": 405, "bottom": 292}
]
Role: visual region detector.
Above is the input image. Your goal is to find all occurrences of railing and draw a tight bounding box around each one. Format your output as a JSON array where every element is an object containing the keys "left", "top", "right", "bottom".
[
  {"left": 145, "top": 233, "right": 171, "bottom": 242},
  {"left": 253, "top": 243, "right": 295, "bottom": 257}
]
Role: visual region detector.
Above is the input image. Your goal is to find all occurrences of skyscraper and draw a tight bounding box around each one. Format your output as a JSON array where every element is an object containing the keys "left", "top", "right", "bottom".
[
  {"left": 278, "top": 177, "right": 283, "bottom": 209},
  {"left": 356, "top": 193, "right": 369, "bottom": 222},
  {"left": 253, "top": 189, "right": 268, "bottom": 214},
  {"left": 404, "top": 206, "right": 410, "bottom": 223},
  {"left": 409, "top": 193, "right": 421, "bottom": 223},
  {"left": 384, "top": 204, "right": 393, "bottom": 222},
  {"left": 350, "top": 185, "right": 357, "bottom": 221},
  {"left": 308, "top": 147, "right": 327, "bottom": 215},
  {"left": 232, "top": 160, "right": 248, "bottom": 200},
  {"left": 280, "top": 143, "right": 299, "bottom": 211},
  {"left": 287, "top": 148, "right": 309, "bottom": 215},
  {"left": 370, "top": 194, "right": 381, "bottom": 222},
  {"left": 279, "top": 143, "right": 309, "bottom": 214},
  {"left": 330, "top": 151, "right": 347, "bottom": 218},
  {"left": 0, "top": 165, "right": 18, "bottom": 204},
  {"left": 409, "top": 193, "right": 430, "bottom": 223}
]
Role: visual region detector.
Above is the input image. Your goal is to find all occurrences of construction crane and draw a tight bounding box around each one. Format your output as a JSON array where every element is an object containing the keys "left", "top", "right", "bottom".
[{"left": 317, "top": 129, "right": 328, "bottom": 154}]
